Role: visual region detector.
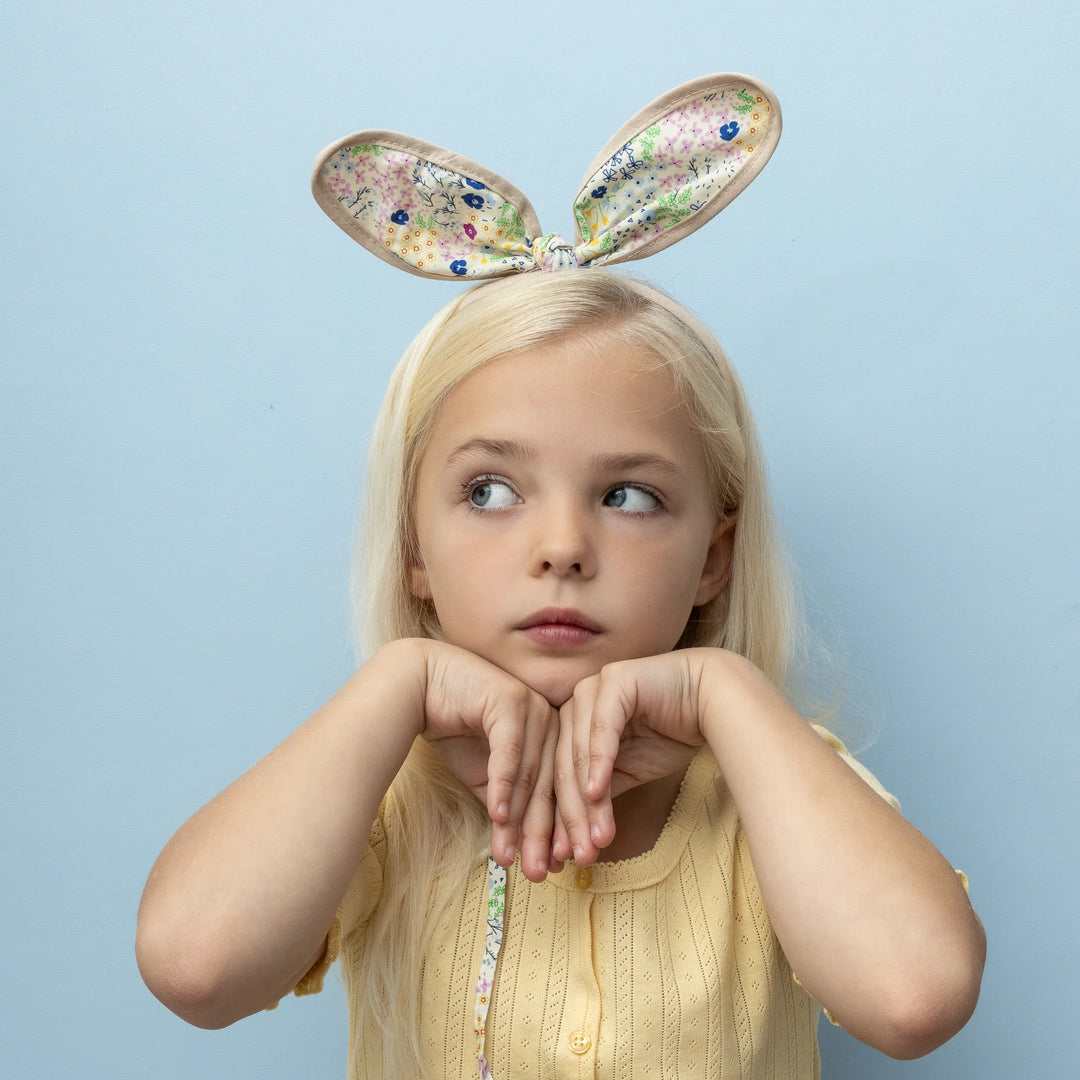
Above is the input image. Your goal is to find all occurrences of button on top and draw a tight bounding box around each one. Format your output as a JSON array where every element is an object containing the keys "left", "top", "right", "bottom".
[
  {"left": 569, "top": 1030, "right": 592, "bottom": 1054},
  {"left": 573, "top": 866, "right": 592, "bottom": 890}
]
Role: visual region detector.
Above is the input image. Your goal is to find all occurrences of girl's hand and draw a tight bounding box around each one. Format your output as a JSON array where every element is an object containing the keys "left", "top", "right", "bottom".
[
  {"left": 553, "top": 650, "right": 708, "bottom": 866},
  {"left": 416, "top": 640, "right": 559, "bottom": 879}
]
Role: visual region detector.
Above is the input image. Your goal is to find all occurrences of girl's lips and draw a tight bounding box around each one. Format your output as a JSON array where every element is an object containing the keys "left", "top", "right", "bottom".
[
  {"left": 519, "top": 624, "right": 600, "bottom": 648},
  {"left": 516, "top": 608, "right": 603, "bottom": 647}
]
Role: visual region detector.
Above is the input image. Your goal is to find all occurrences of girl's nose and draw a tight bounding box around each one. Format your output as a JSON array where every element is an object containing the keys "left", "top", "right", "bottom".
[{"left": 530, "top": 503, "right": 596, "bottom": 578}]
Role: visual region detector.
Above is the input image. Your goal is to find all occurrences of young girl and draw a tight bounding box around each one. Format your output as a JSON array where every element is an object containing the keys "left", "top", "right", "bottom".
[{"left": 137, "top": 80, "right": 984, "bottom": 1080}]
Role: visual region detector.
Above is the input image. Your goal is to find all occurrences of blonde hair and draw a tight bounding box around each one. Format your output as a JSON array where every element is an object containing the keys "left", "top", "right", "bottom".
[{"left": 351, "top": 270, "right": 797, "bottom": 1075}]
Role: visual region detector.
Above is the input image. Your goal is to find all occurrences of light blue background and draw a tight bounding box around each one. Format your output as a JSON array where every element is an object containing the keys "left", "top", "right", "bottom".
[{"left": 2, "top": 2, "right": 1077, "bottom": 1076}]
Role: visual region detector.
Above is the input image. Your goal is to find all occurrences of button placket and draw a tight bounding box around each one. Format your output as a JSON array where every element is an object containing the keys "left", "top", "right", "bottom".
[{"left": 555, "top": 879, "right": 601, "bottom": 1076}]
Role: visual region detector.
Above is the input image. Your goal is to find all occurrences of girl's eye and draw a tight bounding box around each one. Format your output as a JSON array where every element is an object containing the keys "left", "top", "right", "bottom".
[
  {"left": 604, "top": 485, "right": 660, "bottom": 513},
  {"left": 467, "top": 478, "right": 518, "bottom": 510}
]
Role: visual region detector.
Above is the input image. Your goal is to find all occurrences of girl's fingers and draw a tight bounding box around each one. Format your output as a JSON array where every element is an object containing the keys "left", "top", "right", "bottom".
[
  {"left": 557, "top": 682, "right": 617, "bottom": 865},
  {"left": 584, "top": 668, "right": 631, "bottom": 801},
  {"left": 486, "top": 688, "right": 551, "bottom": 867},
  {"left": 570, "top": 677, "right": 597, "bottom": 798},
  {"left": 554, "top": 695, "right": 593, "bottom": 863},
  {"left": 549, "top": 807, "right": 568, "bottom": 873},
  {"left": 518, "top": 713, "right": 559, "bottom": 882}
]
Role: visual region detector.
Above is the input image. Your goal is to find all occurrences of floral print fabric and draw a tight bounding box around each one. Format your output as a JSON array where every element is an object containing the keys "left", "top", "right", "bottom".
[
  {"left": 474, "top": 857, "right": 506, "bottom": 1080},
  {"left": 312, "top": 75, "right": 780, "bottom": 280},
  {"left": 574, "top": 85, "right": 775, "bottom": 264},
  {"left": 319, "top": 147, "right": 537, "bottom": 279}
]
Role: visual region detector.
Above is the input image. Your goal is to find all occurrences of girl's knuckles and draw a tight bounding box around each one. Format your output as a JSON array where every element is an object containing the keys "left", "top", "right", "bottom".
[{"left": 514, "top": 760, "right": 539, "bottom": 791}]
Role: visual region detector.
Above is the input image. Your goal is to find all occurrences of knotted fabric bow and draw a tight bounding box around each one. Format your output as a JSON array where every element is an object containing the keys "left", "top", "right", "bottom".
[{"left": 311, "top": 74, "right": 781, "bottom": 279}]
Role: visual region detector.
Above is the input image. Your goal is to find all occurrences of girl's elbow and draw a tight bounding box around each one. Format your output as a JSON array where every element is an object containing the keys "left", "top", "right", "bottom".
[
  {"left": 874, "top": 935, "right": 986, "bottom": 1059},
  {"left": 135, "top": 919, "right": 254, "bottom": 1030},
  {"left": 877, "top": 986, "right": 980, "bottom": 1059}
]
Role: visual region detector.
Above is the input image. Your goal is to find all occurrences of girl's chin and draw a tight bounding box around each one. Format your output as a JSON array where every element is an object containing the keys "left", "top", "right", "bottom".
[
  {"left": 514, "top": 662, "right": 602, "bottom": 709},
  {"left": 539, "top": 685, "right": 575, "bottom": 708},
  {"left": 458, "top": 645, "right": 608, "bottom": 708}
]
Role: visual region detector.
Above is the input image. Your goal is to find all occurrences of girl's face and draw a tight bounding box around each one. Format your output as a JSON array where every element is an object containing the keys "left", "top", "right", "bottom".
[{"left": 409, "top": 337, "right": 731, "bottom": 706}]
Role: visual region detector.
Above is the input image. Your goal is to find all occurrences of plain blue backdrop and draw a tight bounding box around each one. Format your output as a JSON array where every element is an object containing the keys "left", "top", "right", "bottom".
[{"left": 2, "top": 2, "right": 1077, "bottom": 1076}]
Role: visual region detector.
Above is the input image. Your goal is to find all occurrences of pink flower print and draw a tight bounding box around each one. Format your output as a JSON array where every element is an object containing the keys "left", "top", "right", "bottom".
[{"left": 464, "top": 223, "right": 477, "bottom": 239}]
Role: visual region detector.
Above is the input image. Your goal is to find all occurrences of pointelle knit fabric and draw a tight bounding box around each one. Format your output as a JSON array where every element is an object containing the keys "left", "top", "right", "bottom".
[{"left": 295, "top": 726, "right": 901, "bottom": 1080}]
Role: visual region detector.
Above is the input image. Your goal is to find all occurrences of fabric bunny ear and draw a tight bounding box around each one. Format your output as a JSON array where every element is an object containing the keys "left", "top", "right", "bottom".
[
  {"left": 311, "top": 131, "right": 543, "bottom": 280},
  {"left": 571, "top": 74, "right": 781, "bottom": 268},
  {"left": 311, "top": 73, "right": 781, "bottom": 279}
]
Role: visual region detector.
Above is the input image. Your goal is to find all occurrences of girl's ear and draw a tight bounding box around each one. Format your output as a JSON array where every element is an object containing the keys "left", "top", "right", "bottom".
[
  {"left": 407, "top": 561, "right": 432, "bottom": 600},
  {"left": 694, "top": 516, "right": 736, "bottom": 606}
]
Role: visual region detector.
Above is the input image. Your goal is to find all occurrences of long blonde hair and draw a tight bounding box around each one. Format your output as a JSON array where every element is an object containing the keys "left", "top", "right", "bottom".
[{"left": 351, "top": 270, "right": 797, "bottom": 1075}]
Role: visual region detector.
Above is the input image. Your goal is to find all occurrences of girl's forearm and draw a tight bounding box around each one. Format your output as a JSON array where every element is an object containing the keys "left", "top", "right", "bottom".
[
  {"left": 135, "top": 639, "right": 425, "bottom": 1029},
  {"left": 697, "top": 651, "right": 985, "bottom": 1059}
]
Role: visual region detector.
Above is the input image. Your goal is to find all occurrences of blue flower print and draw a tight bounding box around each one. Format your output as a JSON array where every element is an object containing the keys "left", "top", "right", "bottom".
[
  {"left": 719, "top": 121, "right": 740, "bottom": 141},
  {"left": 462, "top": 193, "right": 485, "bottom": 210},
  {"left": 591, "top": 185, "right": 608, "bottom": 199},
  {"left": 465, "top": 178, "right": 486, "bottom": 189},
  {"left": 450, "top": 259, "right": 468, "bottom": 276},
  {"left": 390, "top": 209, "right": 409, "bottom": 225}
]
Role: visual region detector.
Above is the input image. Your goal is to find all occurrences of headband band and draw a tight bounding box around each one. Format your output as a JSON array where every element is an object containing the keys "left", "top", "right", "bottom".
[{"left": 311, "top": 73, "right": 781, "bottom": 280}]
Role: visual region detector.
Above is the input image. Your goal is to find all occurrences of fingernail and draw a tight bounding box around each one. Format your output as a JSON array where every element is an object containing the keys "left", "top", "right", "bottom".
[
  {"left": 591, "top": 824, "right": 601, "bottom": 842},
  {"left": 496, "top": 802, "right": 509, "bottom": 819},
  {"left": 505, "top": 845, "right": 516, "bottom": 862},
  {"left": 572, "top": 845, "right": 584, "bottom": 862},
  {"left": 536, "top": 860, "right": 547, "bottom": 876}
]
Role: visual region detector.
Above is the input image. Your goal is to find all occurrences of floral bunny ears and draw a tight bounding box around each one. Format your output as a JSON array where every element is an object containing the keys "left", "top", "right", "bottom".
[{"left": 311, "top": 73, "right": 781, "bottom": 280}]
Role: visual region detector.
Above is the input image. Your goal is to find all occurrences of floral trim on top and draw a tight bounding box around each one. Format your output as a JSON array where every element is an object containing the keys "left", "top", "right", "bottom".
[
  {"left": 474, "top": 856, "right": 506, "bottom": 1080},
  {"left": 311, "top": 74, "right": 781, "bottom": 281}
]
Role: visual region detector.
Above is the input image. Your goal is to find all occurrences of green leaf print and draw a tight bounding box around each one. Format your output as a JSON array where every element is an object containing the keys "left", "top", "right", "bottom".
[
  {"left": 495, "top": 203, "right": 526, "bottom": 241},
  {"left": 574, "top": 204, "right": 591, "bottom": 244},
  {"left": 636, "top": 122, "right": 662, "bottom": 163},
  {"left": 350, "top": 144, "right": 384, "bottom": 157},
  {"left": 733, "top": 90, "right": 755, "bottom": 115},
  {"left": 654, "top": 184, "right": 694, "bottom": 228}
]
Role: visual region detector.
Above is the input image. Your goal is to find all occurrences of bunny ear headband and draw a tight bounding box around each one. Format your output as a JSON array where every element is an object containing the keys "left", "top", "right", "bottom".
[{"left": 311, "top": 73, "right": 781, "bottom": 278}]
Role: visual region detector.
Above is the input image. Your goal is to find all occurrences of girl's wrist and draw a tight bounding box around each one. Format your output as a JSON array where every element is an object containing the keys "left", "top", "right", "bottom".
[
  {"left": 356, "top": 637, "right": 430, "bottom": 742},
  {"left": 694, "top": 647, "right": 779, "bottom": 749}
]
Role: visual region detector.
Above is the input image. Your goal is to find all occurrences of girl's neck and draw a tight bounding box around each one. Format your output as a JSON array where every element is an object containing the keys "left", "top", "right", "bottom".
[{"left": 596, "top": 767, "right": 688, "bottom": 863}]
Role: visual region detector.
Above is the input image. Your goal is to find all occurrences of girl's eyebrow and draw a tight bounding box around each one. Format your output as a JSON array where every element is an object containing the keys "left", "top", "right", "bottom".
[
  {"left": 444, "top": 437, "right": 534, "bottom": 468},
  {"left": 444, "top": 439, "right": 684, "bottom": 479},
  {"left": 591, "top": 451, "right": 685, "bottom": 479}
]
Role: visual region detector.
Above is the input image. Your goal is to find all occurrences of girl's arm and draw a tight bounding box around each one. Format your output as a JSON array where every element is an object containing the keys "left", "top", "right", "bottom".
[
  {"left": 556, "top": 649, "right": 985, "bottom": 1060},
  {"left": 136, "top": 639, "right": 554, "bottom": 1029}
]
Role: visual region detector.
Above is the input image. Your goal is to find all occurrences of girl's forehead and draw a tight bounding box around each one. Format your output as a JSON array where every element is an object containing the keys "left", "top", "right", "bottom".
[
  {"left": 420, "top": 341, "right": 701, "bottom": 468},
  {"left": 442, "top": 340, "right": 679, "bottom": 412}
]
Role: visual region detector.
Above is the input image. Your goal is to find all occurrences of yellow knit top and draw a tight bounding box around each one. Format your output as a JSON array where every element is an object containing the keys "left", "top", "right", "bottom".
[{"left": 299, "top": 728, "right": 899, "bottom": 1079}]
